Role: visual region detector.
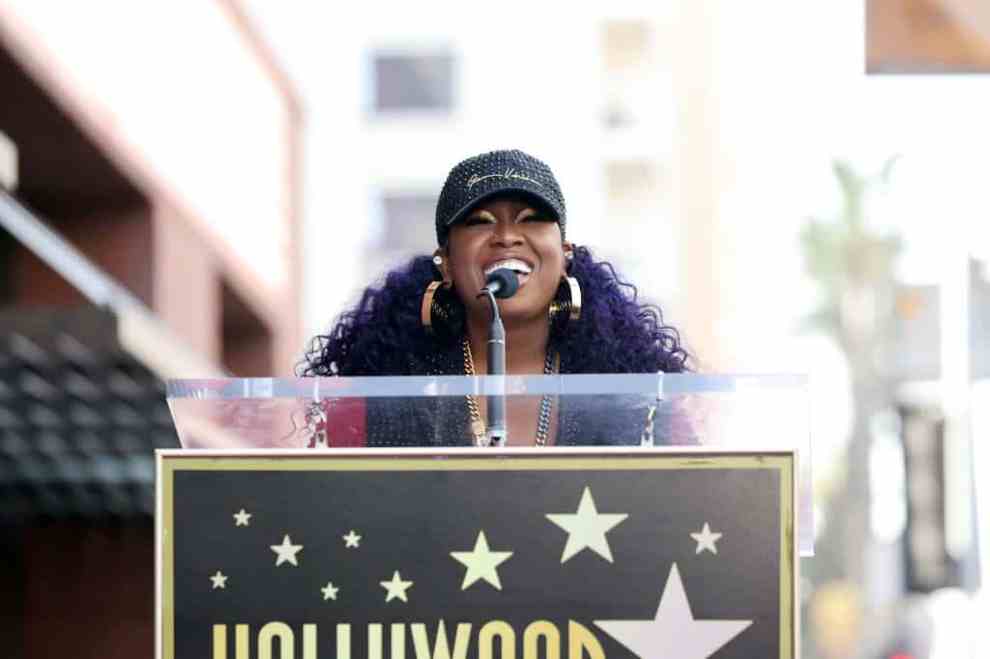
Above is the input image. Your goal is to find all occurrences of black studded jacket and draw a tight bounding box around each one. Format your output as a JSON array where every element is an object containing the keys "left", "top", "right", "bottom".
[{"left": 355, "top": 342, "right": 693, "bottom": 448}]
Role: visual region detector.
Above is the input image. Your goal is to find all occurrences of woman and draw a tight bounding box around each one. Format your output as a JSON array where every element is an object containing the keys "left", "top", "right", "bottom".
[{"left": 301, "top": 149, "right": 690, "bottom": 447}]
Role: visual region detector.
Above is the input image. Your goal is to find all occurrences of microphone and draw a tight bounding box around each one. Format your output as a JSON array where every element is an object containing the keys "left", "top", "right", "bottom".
[
  {"left": 475, "top": 268, "right": 518, "bottom": 447},
  {"left": 480, "top": 268, "right": 519, "bottom": 300}
]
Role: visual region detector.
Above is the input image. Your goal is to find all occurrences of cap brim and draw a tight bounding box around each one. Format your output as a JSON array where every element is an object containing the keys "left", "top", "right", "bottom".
[{"left": 444, "top": 187, "right": 561, "bottom": 229}]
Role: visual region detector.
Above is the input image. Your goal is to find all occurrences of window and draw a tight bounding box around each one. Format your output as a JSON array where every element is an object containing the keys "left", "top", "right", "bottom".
[
  {"left": 602, "top": 21, "right": 653, "bottom": 130},
  {"left": 372, "top": 53, "right": 454, "bottom": 113},
  {"left": 379, "top": 193, "right": 437, "bottom": 253}
]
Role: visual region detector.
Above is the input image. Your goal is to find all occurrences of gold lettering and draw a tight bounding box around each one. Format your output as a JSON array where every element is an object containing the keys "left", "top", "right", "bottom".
[
  {"left": 337, "top": 624, "right": 351, "bottom": 659},
  {"left": 213, "top": 625, "right": 227, "bottom": 659},
  {"left": 392, "top": 623, "right": 406, "bottom": 659},
  {"left": 214, "top": 623, "right": 317, "bottom": 659},
  {"left": 303, "top": 624, "right": 317, "bottom": 659},
  {"left": 369, "top": 623, "right": 383, "bottom": 659},
  {"left": 259, "top": 622, "right": 294, "bottom": 659},
  {"left": 212, "top": 624, "right": 253, "bottom": 659},
  {"left": 523, "top": 621, "right": 560, "bottom": 659},
  {"left": 479, "top": 621, "right": 515, "bottom": 659},
  {"left": 567, "top": 621, "right": 604, "bottom": 659},
  {"left": 237, "top": 625, "right": 250, "bottom": 659},
  {"left": 412, "top": 620, "right": 472, "bottom": 659}
]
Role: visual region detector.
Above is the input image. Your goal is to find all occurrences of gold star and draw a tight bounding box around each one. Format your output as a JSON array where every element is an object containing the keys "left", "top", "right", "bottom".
[
  {"left": 210, "top": 571, "right": 228, "bottom": 589},
  {"left": 595, "top": 564, "right": 752, "bottom": 657},
  {"left": 546, "top": 486, "right": 628, "bottom": 563},
  {"left": 450, "top": 531, "right": 513, "bottom": 590},
  {"left": 343, "top": 530, "right": 361, "bottom": 548},
  {"left": 321, "top": 581, "right": 339, "bottom": 601},
  {"left": 270, "top": 534, "right": 303, "bottom": 566},
  {"left": 380, "top": 570, "right": 413, "bottom": 603},
  {"left": 233, "top": 509, "right": 252, "bottom": 526},
  {"left": 690, "top": 523, "right": 723, "bottom": 555}
]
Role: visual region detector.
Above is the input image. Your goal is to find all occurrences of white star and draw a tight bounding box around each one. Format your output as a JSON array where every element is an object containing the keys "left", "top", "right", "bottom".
[
  {"left": 595, "top": 563, "right": 752, "bottom": 658},
  {"left": 233, "top": 509, "right": 252, "bottom": 526},
  {"left": 546, "top": 486, "right": 628, "bottom": 563},
  {"left": 210, "top": 571, "right": 228, "bottom": 589},
  {"left": 343, "top": 530, "right": 361, "bottom": 548},
  {"left": 691, "top": 522, "right": 723, "bottom": 555},
  {"left": 270, "top": 534, "right": 303, "bottom": 566},
  {"left": 380, "top": 570, "right": 414, "bottom": 603},
  {"left": 450, "top": 531, "right": 514, "bottom": 590},
  {"left": 321, "top": 581, "right": 339, "bottom": 601}
]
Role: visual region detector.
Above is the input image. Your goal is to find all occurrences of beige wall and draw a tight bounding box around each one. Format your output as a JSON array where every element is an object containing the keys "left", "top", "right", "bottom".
[
  {"left": 669, "top": 0, "right": 731, "bottom": 370},
  {"left": 152, "top": 203, "right": 222, "bottom": 362}
]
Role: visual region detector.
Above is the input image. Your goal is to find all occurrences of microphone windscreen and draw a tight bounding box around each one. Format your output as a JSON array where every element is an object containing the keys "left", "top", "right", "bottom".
[{"left": 486, "top": 268, "right": 519, "bottom": 299}]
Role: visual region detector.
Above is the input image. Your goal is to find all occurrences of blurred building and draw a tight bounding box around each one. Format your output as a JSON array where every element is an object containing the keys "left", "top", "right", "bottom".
[
  {"left": 0, "top": 3, "right": 300, "bottom": 657},
  {"left": 868, "top": 0, "right": 990, "bottom": 73},
  {"left": 887, "top": 261, "right": 987, "bottom": 593},
  {"left": 891, "top": 260, "right": 990, "bottom": 381}
]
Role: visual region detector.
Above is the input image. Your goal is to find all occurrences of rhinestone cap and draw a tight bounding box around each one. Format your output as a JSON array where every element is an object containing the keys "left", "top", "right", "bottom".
[{"left": 435, "top": 149, "right": 566, "bottom": 246}]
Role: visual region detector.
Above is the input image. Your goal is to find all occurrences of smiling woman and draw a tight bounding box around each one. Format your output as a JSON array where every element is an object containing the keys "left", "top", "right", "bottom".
[{"left": 300, "top": 149, "right": 691, "bottom": 447}]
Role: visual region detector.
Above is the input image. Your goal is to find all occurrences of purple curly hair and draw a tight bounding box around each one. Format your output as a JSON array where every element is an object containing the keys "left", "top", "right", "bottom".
[{"left": 299, "top": 245, "right": 690, "bottom": 376}]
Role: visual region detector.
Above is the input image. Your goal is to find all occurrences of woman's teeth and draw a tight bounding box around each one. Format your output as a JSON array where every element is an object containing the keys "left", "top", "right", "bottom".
[{"left": 483, "top": 259, "right": 533, "bottom": 276}]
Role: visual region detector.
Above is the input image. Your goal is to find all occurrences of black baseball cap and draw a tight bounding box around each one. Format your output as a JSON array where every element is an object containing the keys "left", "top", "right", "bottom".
[{"left": 435, "top": 149, "right": 566, "bottom": 246}]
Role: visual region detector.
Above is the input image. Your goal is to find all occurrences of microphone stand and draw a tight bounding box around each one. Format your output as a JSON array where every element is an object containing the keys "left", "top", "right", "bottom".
[{"left": 480, "top": 288, "right": 507, "bottom": 447}]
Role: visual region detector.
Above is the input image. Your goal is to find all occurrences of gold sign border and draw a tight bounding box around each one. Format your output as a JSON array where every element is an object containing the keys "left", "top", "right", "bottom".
[{"left": 156, "top": 448, "right": 795, "bottom": 659}]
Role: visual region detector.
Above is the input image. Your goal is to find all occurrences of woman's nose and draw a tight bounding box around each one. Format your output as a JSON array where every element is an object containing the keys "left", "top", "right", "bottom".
[{"left": 491, "top": 219, "right": 523, "bottom": 246}]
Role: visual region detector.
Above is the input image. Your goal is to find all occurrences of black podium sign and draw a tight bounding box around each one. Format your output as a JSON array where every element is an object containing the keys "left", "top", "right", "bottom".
[{"left": 156, "top": 449, "right": 796, "bottom": 659}]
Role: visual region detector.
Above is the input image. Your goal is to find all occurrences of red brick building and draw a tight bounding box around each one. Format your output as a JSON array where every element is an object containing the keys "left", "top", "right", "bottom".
[{"left": 0, "top": 3, "right": 301, "bottom": 656}]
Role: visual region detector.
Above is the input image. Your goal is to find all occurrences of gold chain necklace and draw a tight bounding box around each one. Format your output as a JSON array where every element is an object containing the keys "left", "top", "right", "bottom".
[{"left": 461, "top": 338, "right": 558, "bottom": 446}]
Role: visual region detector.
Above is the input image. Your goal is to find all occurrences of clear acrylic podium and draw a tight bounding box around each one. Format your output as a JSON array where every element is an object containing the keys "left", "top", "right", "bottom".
[
  {"left": 159, "top": 374, "right": 809, "bottom": 659},
  {"left": 165, "top": 373, "right": 812, "bottom": 556}
]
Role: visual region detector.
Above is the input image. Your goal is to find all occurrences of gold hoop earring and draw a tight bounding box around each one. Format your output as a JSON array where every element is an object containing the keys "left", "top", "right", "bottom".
[
  {"left": 563, "top": 275, "right": 581, "bottom": 321},
  {"left": 421, "top": 280, "right": 452, "bottom": 332},
  {"left": 549, "top": 275, "right": 582, "bottom": 324}
]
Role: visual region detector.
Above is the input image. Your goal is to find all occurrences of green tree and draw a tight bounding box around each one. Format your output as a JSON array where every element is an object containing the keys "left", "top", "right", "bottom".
[{"left": 800, "top": 158, "right": 902, "bottom": 659}]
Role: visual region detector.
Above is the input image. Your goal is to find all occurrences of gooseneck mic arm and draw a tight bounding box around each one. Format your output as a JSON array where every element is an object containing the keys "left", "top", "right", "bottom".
[
  {"left": 477, "top": 268, "right": 519, "bottom": 447},
  {"left": 480, "top": 287, "right": 506, "bottom": 446}
]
